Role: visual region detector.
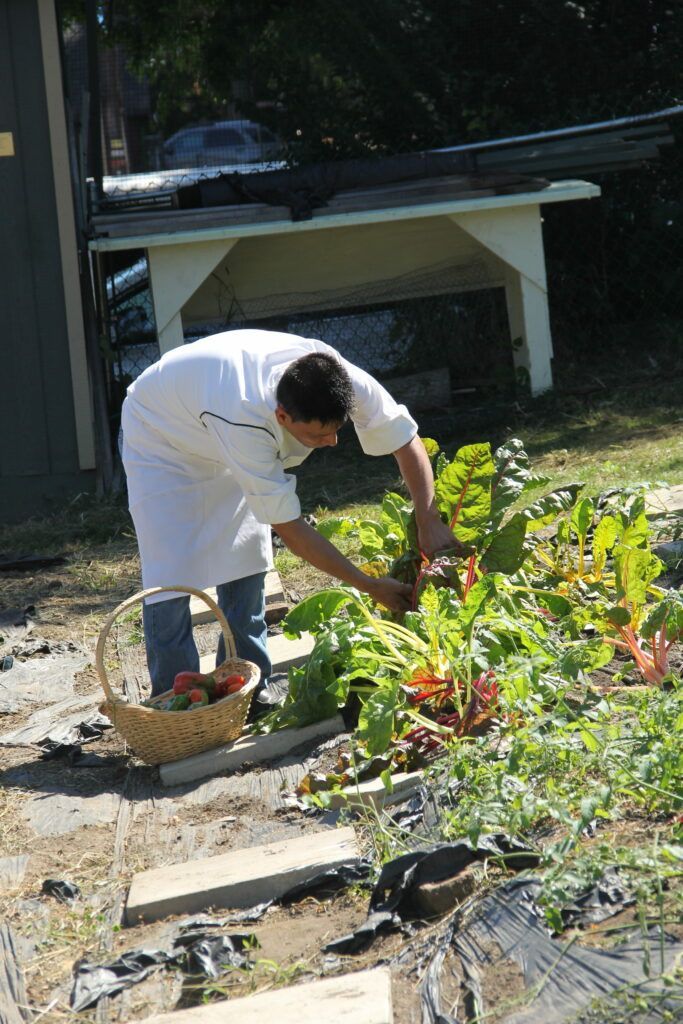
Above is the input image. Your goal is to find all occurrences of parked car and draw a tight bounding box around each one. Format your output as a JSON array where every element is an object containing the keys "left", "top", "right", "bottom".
[{"left": 162, "top": 119, "right": 282, "bottom": 169}]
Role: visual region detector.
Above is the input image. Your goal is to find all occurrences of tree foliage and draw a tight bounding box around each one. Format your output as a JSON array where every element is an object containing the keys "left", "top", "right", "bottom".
[{"left": 96, "top": 1, "right": 682, "bottom": 159}]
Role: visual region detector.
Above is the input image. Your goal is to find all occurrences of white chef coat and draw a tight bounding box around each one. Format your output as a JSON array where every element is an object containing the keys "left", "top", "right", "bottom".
[{"left": 121, "top": 329, "right": 417, "bottom": 603}]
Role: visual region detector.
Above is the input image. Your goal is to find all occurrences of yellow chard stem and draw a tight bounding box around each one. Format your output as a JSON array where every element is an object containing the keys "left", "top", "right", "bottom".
[{"left": 350, "top": 597, "right": 409, "bottom": 665}]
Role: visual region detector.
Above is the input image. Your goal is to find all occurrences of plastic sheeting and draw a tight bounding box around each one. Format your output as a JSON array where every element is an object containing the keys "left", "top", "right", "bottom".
[
  {"left": 0, "top": 649, "right": 91, "bottom": 713},
  {"left": 0, "top": 923, "right": 29, "bottom": 1024},
  {"left": 175, "top": 150, "right": 548, "bottom": 220},
  {"left": 0, "top": 695, "right": 111, "bottom": 747},
  {"left": 41, "top": 879, "right": 81, "bottom": 904},
  {"left": 68, "top": 864, "right": 372, "bottom": 1011},
  {"left": 422, "top": 877, "right": 683, "bottom": 1024},
  {"left": 326, "top": 836, "right": 539, "bottom": 954},
  {"left": 559, "top": 865, "right": 635, "bottom": 929},
  {"left": 70, "top": 927, "right": 254, "bottom": 1011}
]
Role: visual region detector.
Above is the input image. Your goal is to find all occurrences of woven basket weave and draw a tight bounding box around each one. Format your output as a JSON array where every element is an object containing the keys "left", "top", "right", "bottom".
[{"left": 96, "top": 585, "right": 260, "bottom": 765}]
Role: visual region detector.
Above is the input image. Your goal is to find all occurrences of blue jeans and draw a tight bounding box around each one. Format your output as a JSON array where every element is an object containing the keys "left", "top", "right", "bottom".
[{"left": 142, "top": 573, "right": 271, "bottom": 697}]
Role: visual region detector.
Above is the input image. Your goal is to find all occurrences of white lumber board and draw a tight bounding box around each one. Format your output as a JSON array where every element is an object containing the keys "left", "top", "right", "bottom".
[
  {"left": 125, "top": 825, "right": 359, "bottom": 924},
  {"left": 645, "top": 484, "right": 683, "bottom": 514},
  {"left": 190, "top": 571, "right": 285, "bottom": 625},
  {"left": 140, "top": 968, "right": 393, "bottom": 1024},
  {"left": 199, "top": 631, "right": 314, "bottom": 676},
  {"left": 327, "top": 771, "right": 423, "bottom": 811},
  {"left": 159, "top": 715, "right": 346, "bottom": 786}
]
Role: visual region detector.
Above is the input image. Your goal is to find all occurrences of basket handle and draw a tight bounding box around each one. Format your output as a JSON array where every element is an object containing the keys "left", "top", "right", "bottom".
[{"left": 96, "top": 585, "right": 237, "bottom": 705}]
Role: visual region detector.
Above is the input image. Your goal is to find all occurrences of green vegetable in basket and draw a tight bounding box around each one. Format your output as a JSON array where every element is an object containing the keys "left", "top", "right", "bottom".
[{"left": 168, "top": 693, "right": 191, "bottom": 711}]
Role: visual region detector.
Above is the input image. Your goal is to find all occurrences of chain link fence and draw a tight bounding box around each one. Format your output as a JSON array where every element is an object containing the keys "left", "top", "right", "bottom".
[
  {"left": 100, "top": 140, "right": 683, "bottom": 400},
  {"left": 62, "top": 11, "right": 683, "bottom": 437},
  {"left": 544, "top": 150, "right": 683, "bottom": 386}
]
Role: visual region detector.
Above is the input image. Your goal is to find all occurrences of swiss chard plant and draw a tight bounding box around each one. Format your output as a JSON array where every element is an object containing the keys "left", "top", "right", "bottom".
[{"left": 259, "top": 437, "right": 680, "bottom": 768}]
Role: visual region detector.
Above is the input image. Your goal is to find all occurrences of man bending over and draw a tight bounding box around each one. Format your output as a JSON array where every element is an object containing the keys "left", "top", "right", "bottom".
[{"left": 121, "top": 328, "right": 455, "bottom": 697}]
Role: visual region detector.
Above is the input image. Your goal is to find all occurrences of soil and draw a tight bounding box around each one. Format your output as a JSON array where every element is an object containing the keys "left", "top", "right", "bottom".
[{"left": 1, "top": 537, "right": 681, "bottom": 1022}]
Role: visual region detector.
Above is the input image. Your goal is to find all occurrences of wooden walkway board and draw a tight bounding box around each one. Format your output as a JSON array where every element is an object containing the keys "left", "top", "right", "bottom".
[
  {"left": 646, "top": 484, "right": 683, "bottom": 514},
  {"left": 199, "top": 630, "right": 314, "bottom": 677},
  {"left": 125, "top": 825, "right": 359, "bottom": 924},
  {"left": 327, "top": 771, "right": 423, "bottom": 811},
  {"left": 140, "top": 968, "right": 393, "bottom": 1024},
  {"left": 190, "top": 571, "right": 284, "bottom": 625},
  {"left": 159, "top": 714, "right": 345, "bottom": 786}
]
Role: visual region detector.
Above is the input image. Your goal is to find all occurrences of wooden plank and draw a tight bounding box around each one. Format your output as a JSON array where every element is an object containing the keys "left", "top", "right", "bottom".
[
  {"left": 645, "top": 484, "right": 683, "bottom": 514},
  {"left": 90, "top": 174, "right": 543, "bottom": 241},
  {"left": 326, "top": 771, "right": 423, "bottom": 812},
  {"left": 140, "top": 968, "right": 393, "bottom": 1024},
  {"left": 189, "top": 571, "right": 285, "bottom": 626},
  {"left": 159, "top": 715, "right": 346, "bottom": 786},
  {"left": 199, "top": 631, "right": 314, "bottom": 676},
  {"left": 125, "top": 825, "right": 360, "bottom": 923}
]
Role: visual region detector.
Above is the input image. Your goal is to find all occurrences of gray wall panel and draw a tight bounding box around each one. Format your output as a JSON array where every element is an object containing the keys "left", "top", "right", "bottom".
[{"left": 0, "top": 0, "right": 84, "bottom": 499}]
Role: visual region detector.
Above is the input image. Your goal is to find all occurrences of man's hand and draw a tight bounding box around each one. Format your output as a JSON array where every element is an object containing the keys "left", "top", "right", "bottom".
[
  {"left": 365, "top": 576, "right": 413, "bottom": 613},
  {"left": 417, "top": 514, "right": 460, "bottom": 559},
  {"left": 273, "top": 517, "right": 413, "bottom": 611},
  {"left": 417, "top": 514, "right": 473, "bottom": 560}
]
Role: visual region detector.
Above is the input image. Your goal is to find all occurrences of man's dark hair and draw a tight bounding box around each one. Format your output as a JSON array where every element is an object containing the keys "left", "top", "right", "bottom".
[{"left": 276, "top": 353, "right": 355, "bottom": 423}]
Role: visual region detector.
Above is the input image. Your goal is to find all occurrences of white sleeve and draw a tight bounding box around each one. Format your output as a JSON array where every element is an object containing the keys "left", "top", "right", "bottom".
[
  {"left": 341, "top": 358, "right": 418, "bottom": 456},
  {"left": 201, "top": 413, "right": 301, "bottom": 525}
]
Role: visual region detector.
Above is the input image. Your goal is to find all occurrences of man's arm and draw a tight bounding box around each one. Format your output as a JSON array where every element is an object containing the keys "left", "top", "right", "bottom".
[
  {"left": 393, "top": 435, "right": 464, "bottom": 557},
  {"left": 272, "top": 518, "right": 412, "bottom": 612}
]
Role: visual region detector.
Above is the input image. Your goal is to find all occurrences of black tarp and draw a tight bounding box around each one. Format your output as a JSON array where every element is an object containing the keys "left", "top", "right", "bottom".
[{"left": 174, "top": 150, "right": 548, "bottom": 220}]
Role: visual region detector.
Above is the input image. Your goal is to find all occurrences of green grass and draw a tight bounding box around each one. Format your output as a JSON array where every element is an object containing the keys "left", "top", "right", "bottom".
[
  {"left": 2, "top": 377, "right": 681, "bottom": 603},
  {"left": 276, "top": 378, "right": 683, "bottom": 594}
]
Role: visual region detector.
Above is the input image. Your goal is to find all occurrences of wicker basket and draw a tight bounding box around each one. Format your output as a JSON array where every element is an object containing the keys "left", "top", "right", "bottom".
[{"left": 96, "top": 585, "right": 261, "bottom": 765}]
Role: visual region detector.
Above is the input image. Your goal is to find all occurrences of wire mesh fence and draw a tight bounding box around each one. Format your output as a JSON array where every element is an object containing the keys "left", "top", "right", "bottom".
[
  {"left": 60, "top": 15, "right": 287, "bottom": 209},
  {"left": 543, "top": 150, "right": 683, "bottom": 386},
  {"left": 66, "top": 8, "right": 683, "bottom": 440},
  {"left": 99, "top": 142, "right": 683, "bottom": 394}
]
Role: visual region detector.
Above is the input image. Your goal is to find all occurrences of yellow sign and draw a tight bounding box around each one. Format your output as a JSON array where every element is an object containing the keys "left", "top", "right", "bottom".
[{"left": 0, "top": 132, "right": 15, "bottom": 157}]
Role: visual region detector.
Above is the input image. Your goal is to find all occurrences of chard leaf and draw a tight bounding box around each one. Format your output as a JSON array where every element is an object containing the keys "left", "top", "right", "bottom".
[
  {"left": 641, "top": 591, "right": 683, "bottom": 641},
  {"left": 270, "top": 634, "right": 348, "bottom": 729},
  {"left": 379, "top": 493, "right": 413, "bottom": 556},
  {"left": 518, "top": 483, "right": 584, "bottom": 532},
  {"left": 557, "top": 638, "right": 614, "bottom": 679},
  {"left": 613, "top": 546, "right": 663, "bottom": 607},
  {"left": 317, "top": 517, "right": 356, "bottom": 540},
  {"left": 620, "top": 512, "right": 650, "bottom": 549},
  {"left": 556, "top": 520, "right": 571, "bottom": 546},
  {"left": 455, "top": 575, "right": 498, "bottom": 632},
  {"left": 480, "top": 513, "right": 527, "bottom": 574},
  {"left": 435, "top": 443, "right": 494, "bottom": 543},
  {"left": 357, "top": 520, "right": 386, "bottom": 557},
  {"left": 357, "top": 680, "right": 399, "bottom": 755},
  {"left": 421, "top": 437, "right": 440, "bottom": 461},
  {"left": 570, "top": 497, "right": 594, "bottom": 542},
  {"left": 380, "top": 492, "right": 411, "bottom": 538},
  {"left": 359, "top": 560, "right": 387, "bottom": 578},
  {"left": 592, "top": 515, "right": 619, "bottom": 576},
  {"left": 537, "top": 592, "right": 574, "bottom": 620},
  {"left": 605, "top": 605, "right": 632, "bottom": 628},
  {"left": 490, "top": 438, "right": 534, "bottom": 526},
  {"left": 435, "top": 451, "right": 449, "bottom": 478},
  {"left": 284, "top": 588, "right": 358, "bottom": 637}
]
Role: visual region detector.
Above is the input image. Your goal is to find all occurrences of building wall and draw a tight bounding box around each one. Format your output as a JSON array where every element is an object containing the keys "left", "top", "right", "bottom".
[{"left": 0, "top": 0, "right": 94, "bottom": 522}]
